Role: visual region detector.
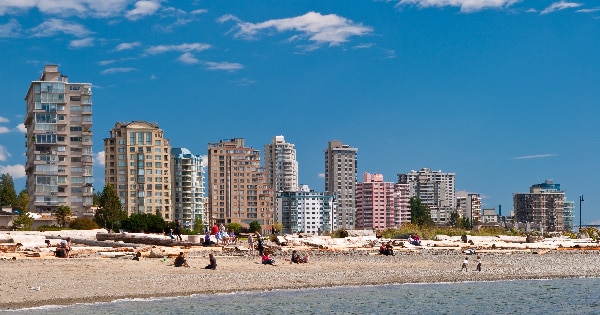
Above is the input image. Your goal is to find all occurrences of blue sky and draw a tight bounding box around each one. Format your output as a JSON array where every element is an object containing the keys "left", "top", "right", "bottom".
[{"left": 0, "top": 0, "right": 598, "bottom": 225}]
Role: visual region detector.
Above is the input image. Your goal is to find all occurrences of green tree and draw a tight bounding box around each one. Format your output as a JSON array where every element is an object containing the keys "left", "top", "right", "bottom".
[
  {"left": 12, "top": 213, "right": 33, "bottom": 231},
  {"left": 94, "top": 184, "right": 126, "bottom": 231},
  {"left": 14, "top": 189, "right": 29, "bottom": 214},
  {"left": 448, "top": 211, "right": 460, "bottom": 228},
  {"left": 226, "top": 222, "right": 242, "bottom": 233},
  {"left": 55, "top": 205, "right": 72, "bottom": 228},
  {"left": 409, "top": 197, "right": 434, "bottom": 228},
  {"left": 0, "top": 173, "right": 17, "bottom": 209},
  {"left": 121, "top": 213, "right": 166, "bottom": 233},
  {"left": 459, "top": 217, "right": 471, "bottom": 229},
  {"left": 249, "top": 220, "right": 262, "bottom": 233},
  {"left": 193, "top": 218, "right": 205, "bottom": 235}
]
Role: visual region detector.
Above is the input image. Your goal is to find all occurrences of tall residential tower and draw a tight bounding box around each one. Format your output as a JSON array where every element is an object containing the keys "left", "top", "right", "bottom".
[
  {"left": 104, "top": 121, "right": 172, "bottom": 220},
  {"left": 24, "top": 65, "right": 94, "bottom": 216},
  {"left": 324, "top": 140, "right": 358, "bottom": 230},
  {"left": 171, "top": 148, "right": 205, "bottom": 229},
  {"left": 264, "top": 135, "right": 298, "bottom": 193}
]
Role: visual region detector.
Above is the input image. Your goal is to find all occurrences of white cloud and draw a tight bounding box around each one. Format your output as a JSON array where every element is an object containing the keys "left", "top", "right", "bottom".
[
  {"left": 511, "top": 154, "right": 557, "bottom": 160},
  {"left": 101, "top": 67, "right": 136, "bottom": 74},
  {"left": 30, "top": 18, "right": 92, "bottom": 37},
  {"left": 541, "top": 1, "right": 582, "bottom": 14},
  {"left": 95, "top": 151, "right": 105, "bottom": 167},
  {"left": 205, "top": 61, "right": 244, "bottom": 71},
  {"left": 0, "top": 116, "right": 8, "bottom": 123},
  {"left": 16, "top": 123, "right": 25, "bottom": 133},
  {"left": 0, "top": 164, "right": 26, "bottom": 179},
  {"left": 201, "top": 155, "right": 208, "bottom": 167},
  {"left": 114, "top": 41, "right": 141, "bottom": 51},
  {"left": 70, "top": 37, "right": 94, "bottom": 48},
  {"left": 0, "top": 145, "right": 10, "bottom": 161},
  {"left": 126, "top": 0, "right": 161, "bottom": 20},
  {"left": 0, "top": 19, "right": 21, "bottom": 37},
  {"left": 219, "top": 11, "right": 373, "bottom": 46},
  {"left": 145, "top": 43, "right": 211, "bottom": 55},
  {"left": 0, "top": 127, "right": 9, "bottom": 134},
  {"left": 577, "top": 7, "right": 600, "bottom": 13},
  {"left": 177, "top": 52, "right": 200, "bottom": 64},
  {"left": 396, "top": 0, "right": 520, "bottom": 13},
  {"left": 318, "top": 173, "right": 325, "bottom": 179},
  {"left": 191, "top": 9, "right": 207, "bottom": 15}
]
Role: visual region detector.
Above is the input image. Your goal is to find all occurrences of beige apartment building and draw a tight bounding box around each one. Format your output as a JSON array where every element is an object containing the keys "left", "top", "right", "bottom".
[
  {"left": 24, "top": 65, "right": 94, "bottom": 216},
  {"left": 208, "top": 138, "right": 274, "bottom": 229},
  {"left": 104, "top": 121, "right": 172, "bottom": 220},
  {"left": 324, "top": 140, "right": 358, "bottom": 230}
]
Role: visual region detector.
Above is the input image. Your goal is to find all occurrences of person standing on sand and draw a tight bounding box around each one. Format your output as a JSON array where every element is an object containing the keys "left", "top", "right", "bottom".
[
  {"left": 462, "top": 257, "right": 469, "bottom": 271},
  {"left": 257, "top": 234, "right": 265, "bottom": 256},
  {"left": 248, "top": 234, "right": 254, "bottom": 255},
  {"left": 476, "top": 256, "right": 482, "bottom": 272}
]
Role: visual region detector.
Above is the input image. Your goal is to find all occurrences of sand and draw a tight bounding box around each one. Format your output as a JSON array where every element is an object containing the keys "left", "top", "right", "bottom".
[{"left": 2, "top": 249, "right": 600, "bottom": 310}]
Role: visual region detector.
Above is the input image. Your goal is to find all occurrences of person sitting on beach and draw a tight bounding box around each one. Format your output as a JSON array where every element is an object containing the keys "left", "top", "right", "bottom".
[
  {"left": 384, "top": 241, "right": 394, "bottom": 256},
  {"left": 174, "top": 252, "right": 190, "bottom": 267},
  {"left": 228, "top": 230, "right": 238, "bottom": 245},
  {"left": 205, "top": 253, "right": 217, "bottom": 270},
  {"left": 410, "top": 234, "right": 421, "bottom": 246},
  {"left": 203, "top": 232, "right": 215, "bottom": 246},
  {"left": 461, "top": 257, "right": 469, "bottom": 271},
  {"left": 262, "top": 252, "right": 275, "bottom": 265},
  {"left": 291, "top": 250, "right": 300, "bottom": 263},
  {"left": 165, "top": 226, "right": 175, "bottom": 240},
  {"left": 56, "top": 237, "right": 72, "bottom": 258}
]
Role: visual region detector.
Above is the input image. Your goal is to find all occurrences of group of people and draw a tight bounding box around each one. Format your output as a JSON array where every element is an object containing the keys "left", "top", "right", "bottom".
[
  {"left": 461, "top": 256, "right": 482, "bottom": 272},
  {"left": 407, "top": 234, "right": 421, "bottom": 246},
  {"left": 379, "top": 241, "right": 395, "bottom": 256},
  {"left": 165, "top": 221, "right": 183, "bottom": 242},
  {"left": 54, "top": 237, "right": 71, "bottom": 258}
]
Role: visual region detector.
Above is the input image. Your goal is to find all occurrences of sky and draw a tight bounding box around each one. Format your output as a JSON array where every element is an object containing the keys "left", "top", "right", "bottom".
[{"left": 0, "top": 0, "right": 598, "bottom": 225}]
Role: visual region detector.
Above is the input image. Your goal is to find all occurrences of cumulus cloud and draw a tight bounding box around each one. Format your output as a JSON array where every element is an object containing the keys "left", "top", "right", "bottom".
[
  {"left": 101, "top": 67, "right": 136, "bottom": 74},
  {"left": 0, "top": 19, "right": 21, "bottom": 37},
  {"left": 30, "top": 18, "right": 92, "bottom": 37},
  {"left": 0, "top": 145, "right": 10, "bottom": 161},
  {"left": 541, "top": 1, "right": 582, "bottom": 14},
  {"left": 511, "top": 154, "right": 557, "bottom": 160},
  {"left": 114, "top": 41, "right": 141, "bottom": 51},
  {"left": 145, "top": 43, "right": 211, "bottom": 55},
  {"left": 16, "top": 123, "right": 25, "bottom": 133},
  {"left": 0, "top": 116, "right": 8, "bottom": 123},
  {"left": 219, "top": 11, "right": 372, "bottom": 46},
  {"left": 70, "top": 37, "right": 94, "bottom": 48},
  {"left": 177, "top": 52, "right": 200, "bottom": 64},
  {"left": 0, "top": 164, "right": 26, "bottom": 179},
  {"left": 205, "top": 61, "right": 244, "bottom": 71},
  {"left": 0, "top": 127, "right": 9, "bottom": 134},
  {"left": 191, "top": 9, "right": 207, "bottom": 15},
  {"left": 396, "top": 0, "right": 520, "bottom": 13},
  {"left": 126, "top": 0, "right": 161, "bottom": 20},
  {"left": 95, "top": 151, "right": 105, "bottom": 167},
  {"left": 576, "top": 7, "right": 600, "bottom": 13}
]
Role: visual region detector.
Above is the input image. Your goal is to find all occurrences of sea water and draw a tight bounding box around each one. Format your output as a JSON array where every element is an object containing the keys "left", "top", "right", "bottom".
[{"left": 5, "top": 278, "right": 600, "bottom": 315}]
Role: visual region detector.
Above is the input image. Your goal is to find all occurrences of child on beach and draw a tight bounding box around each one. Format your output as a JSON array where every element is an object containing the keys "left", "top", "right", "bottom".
[
  {"left": 461, "top": 257, "right": 469, "bottom": 271},
  {"left": 476, "top": 256, "right": 482, "bottom": 272}
]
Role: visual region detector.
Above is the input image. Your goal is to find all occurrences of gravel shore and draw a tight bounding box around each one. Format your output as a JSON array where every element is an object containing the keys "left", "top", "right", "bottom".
[{"left": 2, "top": 249, "right": 600, "bottom": 310}]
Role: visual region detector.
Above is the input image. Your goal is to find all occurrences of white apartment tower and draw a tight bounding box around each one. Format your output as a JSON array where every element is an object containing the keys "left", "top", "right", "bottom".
[
  {"left": 324, "top": 140, "right": 358, "bottom": 230},
  {"left": 24, "top": 65, "right": 94, "bottom": 216},
  {"left": 456, "top": 190, "right": 481, "bottom": 224},
  {"left": 264, "top": 135, "right": 298, "bottom": 192},
  {"left": 171, "top": 148, "right": 205, "bottom": 229},
  {"left": 399, "top": 168, "right": 456, "bottom": 224},
  {"left": 104, "top": 121, "right": 172, "bottom": 220},
  {"left": 275, "top": 185, "right": 334, "bottom": 234}
]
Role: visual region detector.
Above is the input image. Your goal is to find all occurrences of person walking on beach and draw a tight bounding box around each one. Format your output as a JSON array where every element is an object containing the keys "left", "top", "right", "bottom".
[
  {"left": 248, "top": 234, "right": 254, "bottom": 255},
  {"left": 257, "top": 234, "right": 265, "bottom": 256},
  {"left": 476, "top": 256, "right": 482, "bottom": 272},
  {"left": 461, "top": 257, "right": 469, "bottom": 272}
]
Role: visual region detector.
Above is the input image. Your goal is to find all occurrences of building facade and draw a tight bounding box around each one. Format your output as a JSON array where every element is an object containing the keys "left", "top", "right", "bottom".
[
  {"left": 24, "top": 65, "right": 94, "bottom": 216},
  {"left": 563, "top": 200, "right": 574, "bottom": 232},
  {"left": 455, "top": 190, "right": 481, "bottom": 225},
  {"left": 399, "top": 168, "right": 455, "bottom": 224},
  {"left": 171, "top": 148, "right": 205, "bottom": 229},
  {"left": 355, "top": 173, "right": 401, "bottom": 230},
  {"left": 324, "top": 140, "right": 358, "bottom": 230},
  {"left": 513, "top": 180, "right": 565, "bottom": 232},
  {"left": 275, "top": 185, "right": 334, "bottom": 234},
  {"left": 104, "top": 121, "right": 172, "bottom": 220},
  {"left": 207, "top": 138, "right": 274, "bottom": 229},
  {"left": 264, "top": 135, "right": 298, "bottom": 192}
]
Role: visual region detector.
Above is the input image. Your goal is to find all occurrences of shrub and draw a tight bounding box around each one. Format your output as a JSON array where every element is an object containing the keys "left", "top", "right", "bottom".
[{"left": 69, "top": 217, "right": 100, "bottom": 230}]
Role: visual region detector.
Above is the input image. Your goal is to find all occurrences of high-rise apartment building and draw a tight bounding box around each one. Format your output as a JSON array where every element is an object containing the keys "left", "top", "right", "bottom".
[
  {"left": 324, "top": 140, "right": 358, "bottom": 230},
  {"left": 398, "top": 168, "right": 455, "bottom": 224},
  {"left": 104, "top": 121, "right": 172, "bottom": 220},
  {"left": 456, "top": 190, "right": 481, "bottom": 224},
  {"left": 208, "top": 138, "right": 274, "bottom": 229},
  {"left": 24, "top": 65, "right": 94, "bottom": 215},
  {"left": 355, "top": 173, "right": 401, "bottom": 230},
  {"left": 276, "top": 185, "right": 334, "bottom": 234},
  {"left": 171, "top": 148, "right": 205, "bottom": 229},
  {"left": 264, "top": 135, "right": 298, "bottom": 193},
  {"left": 513, "top": 180, "right": 565, "bottom": 232}
]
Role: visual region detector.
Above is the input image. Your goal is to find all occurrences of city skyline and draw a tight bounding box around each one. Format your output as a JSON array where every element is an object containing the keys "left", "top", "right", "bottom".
[{"left": 0, "top": 1, "right": 598, "bottom": 224}]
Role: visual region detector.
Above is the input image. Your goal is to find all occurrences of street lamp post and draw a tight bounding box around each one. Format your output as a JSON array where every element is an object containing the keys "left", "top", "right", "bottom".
[{"left": 579, "top": 195, "right": 584, "bottom": 230}]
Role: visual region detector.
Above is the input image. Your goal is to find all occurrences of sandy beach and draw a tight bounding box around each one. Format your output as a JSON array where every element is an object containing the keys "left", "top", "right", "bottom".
[{"left": 2, "top": 249, "right": 600, "bottom": 311}]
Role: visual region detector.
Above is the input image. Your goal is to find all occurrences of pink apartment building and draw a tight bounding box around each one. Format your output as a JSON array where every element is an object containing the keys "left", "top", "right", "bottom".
[{"left": 356, "top": 172, "right": 408, "bottom": 230}]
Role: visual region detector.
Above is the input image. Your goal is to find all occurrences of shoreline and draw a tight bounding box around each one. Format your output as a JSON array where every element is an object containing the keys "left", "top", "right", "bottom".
[{"left": 2, "top": 250, "right": 600, "bottom": 310}]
